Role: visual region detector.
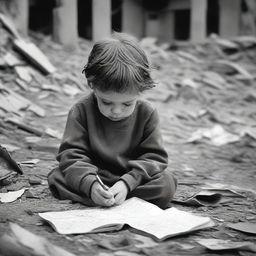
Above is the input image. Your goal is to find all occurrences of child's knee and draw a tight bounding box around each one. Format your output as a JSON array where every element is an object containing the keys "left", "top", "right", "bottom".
[
  {"left": 163, "top": 170, "right": 177, "bottom": 193},
  {"left": 159, "top": 171, "right": 177, "bottom": 208},
  {"left": 47, "top": 167, "right": 66, "bottom": 199}
]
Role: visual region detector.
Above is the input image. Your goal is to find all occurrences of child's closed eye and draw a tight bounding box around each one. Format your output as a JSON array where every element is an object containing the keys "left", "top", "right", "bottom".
[
  {"left": 102, "top": 101, "right": 112, "bottom": 106},
  {"left": 123, "top": 103, "right": 132, "bottom": 107}
]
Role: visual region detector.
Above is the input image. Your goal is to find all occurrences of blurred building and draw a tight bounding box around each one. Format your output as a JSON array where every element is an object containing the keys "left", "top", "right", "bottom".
[{"left": 0, "top": 0, "right": 255, "bottom": 47}]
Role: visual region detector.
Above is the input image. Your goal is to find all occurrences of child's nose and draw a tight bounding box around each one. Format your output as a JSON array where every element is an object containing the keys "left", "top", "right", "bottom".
[{"left": 111, "top": 105, "right": 122, "bottom": 115}]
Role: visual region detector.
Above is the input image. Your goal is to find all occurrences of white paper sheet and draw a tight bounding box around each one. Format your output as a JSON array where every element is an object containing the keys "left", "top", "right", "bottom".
[{"left": 39, "top": 197, "right": 214, "bottom": 240}]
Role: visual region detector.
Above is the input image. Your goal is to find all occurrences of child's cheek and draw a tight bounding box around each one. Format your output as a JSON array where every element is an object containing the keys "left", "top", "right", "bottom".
[{"left": 98, "top": 102, "right": 107, "bottom": 116}]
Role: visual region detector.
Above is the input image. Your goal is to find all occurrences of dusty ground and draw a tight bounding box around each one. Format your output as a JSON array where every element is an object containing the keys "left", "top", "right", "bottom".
[{"left": 0, "top": 30, "right": 256, "bottom": 255}]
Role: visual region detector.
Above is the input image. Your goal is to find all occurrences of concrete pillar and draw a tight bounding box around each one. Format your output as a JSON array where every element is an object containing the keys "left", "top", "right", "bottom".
[
  {"left": 159, "top": 10, "right": 175, "bottom": 42},
  {"left": 219, "top": 0, "right": 241, "bottom": 37},
  {"left": 53, "top": 0, "right": 78, "bottom": 48},
  {"left": 122, "top": 0, "right": 144, "bottom": 38},
  {"left": 145, "top": 16, "right": 160, "bottom": 38},
  {"left": 13, "top": 0, "right": 28, "bottom": 36},
  {"left": 190, "top": 0, "right": 207, "bottom": 42},
  {"left": 92, "top": 0, "right": 111, "bottom": 41}
]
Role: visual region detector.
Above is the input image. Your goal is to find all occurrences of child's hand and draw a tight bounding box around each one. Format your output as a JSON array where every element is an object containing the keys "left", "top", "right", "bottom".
[
  {"left": 109, "top": 180, "right": 128, "bottom": 205},
  {"left": 91, "top": 182, "right": 115, "bottom": 207}
]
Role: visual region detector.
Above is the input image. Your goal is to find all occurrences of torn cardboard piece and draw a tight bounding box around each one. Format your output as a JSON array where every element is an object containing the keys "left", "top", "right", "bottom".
[
  {"left": 201, "top": 183, "right": 247, "bottom": 197},
  {"left": 173, "top": 190, "right": 222, "bottom": 206}
]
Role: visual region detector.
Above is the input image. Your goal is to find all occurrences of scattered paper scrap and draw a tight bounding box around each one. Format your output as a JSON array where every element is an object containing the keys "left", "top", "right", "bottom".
[
  {"left": 196, "top": 238, "right": 256, "bottom": 252},
  {"left": 0, "top": 188, "right": 26, "bottom": 203},
  {"left": 227, "top": 222, "right": 256, "bottom": 235},
  {"left": 187, "top": 125, "right": 240, "bottom": 146}
]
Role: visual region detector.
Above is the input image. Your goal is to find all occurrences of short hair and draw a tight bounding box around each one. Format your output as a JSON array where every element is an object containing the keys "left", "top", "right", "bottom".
[{"left": 82, "top": 32, "right": 155, "bottom": 93}]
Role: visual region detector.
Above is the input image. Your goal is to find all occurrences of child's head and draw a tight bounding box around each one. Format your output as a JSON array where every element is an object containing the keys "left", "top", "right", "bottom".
[
  {"left": 83, "top": 32, "right": 155, "bottom": 94},
  {"left": 83, "top": 32, "right": 155, "bottom": 121}
]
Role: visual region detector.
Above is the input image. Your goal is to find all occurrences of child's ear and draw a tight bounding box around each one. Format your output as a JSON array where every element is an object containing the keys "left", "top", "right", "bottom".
[{"left": 87, "top": 80, "right": 93, "bottom": 89}]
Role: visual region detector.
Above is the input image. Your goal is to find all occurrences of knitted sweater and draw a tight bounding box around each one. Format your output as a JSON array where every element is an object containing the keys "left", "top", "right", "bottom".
[{"left": 57, "top": 92, "right": 168, "bottom": 197}]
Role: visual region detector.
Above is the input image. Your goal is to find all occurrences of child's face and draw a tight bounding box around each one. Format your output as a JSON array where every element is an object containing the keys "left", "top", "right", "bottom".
[{"left": 94, "top": 89, "right": 139, "bottom": 121}]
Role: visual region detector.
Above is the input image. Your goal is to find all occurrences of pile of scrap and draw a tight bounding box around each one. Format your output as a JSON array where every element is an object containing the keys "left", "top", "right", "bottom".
[
  {"left": 0, "top": 12, "right": 89, "bottom": 140},
  {"left": 0, "top": 13, "right": 55, "bottom": 137},
  {"left": 140, "top": 34, "right": 256, "bottom": 150}
]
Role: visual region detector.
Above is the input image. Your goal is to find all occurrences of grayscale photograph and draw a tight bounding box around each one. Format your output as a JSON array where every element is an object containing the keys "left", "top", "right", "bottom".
[{"left": 0, "top": 0, "right": 256, "bottom": 255}]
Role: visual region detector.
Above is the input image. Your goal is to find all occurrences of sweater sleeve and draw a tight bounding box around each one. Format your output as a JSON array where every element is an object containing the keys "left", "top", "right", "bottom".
[
  {"left": 120, "top": 109, "right": 168, "bottom": 192},
  {"left": 56, "top": 105, "right": 97, "bottom": 197}
]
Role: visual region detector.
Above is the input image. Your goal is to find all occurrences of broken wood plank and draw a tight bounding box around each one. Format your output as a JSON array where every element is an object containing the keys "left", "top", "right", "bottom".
[
  {"left": 13, "top": 39, "right": 56, "bottom": 74},
  {"left": 5, "top": 117, "right": 44, "bottom": 137},
  {"left": 0, "top": 144, "right": 23, "bottom": 174}
]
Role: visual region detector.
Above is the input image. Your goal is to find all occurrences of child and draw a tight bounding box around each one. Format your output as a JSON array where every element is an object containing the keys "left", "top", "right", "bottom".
[{"left": 48, "top": 32, "right": 177, "bottom": 209}]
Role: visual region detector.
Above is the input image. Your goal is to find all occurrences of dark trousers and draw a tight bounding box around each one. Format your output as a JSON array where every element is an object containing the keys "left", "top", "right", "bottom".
[{"left": 48, "top": 167, "right": 177, "bottom": 209}]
